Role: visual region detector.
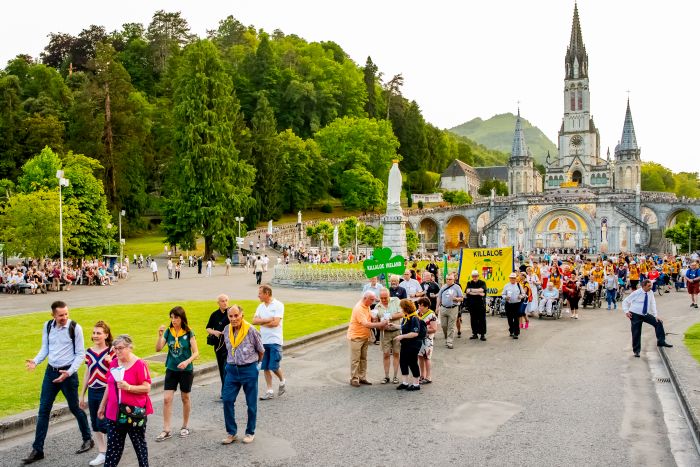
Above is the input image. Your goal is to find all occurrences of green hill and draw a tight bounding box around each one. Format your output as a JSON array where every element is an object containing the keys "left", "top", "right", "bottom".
[{"left": 449, "top": 113, "right": 557, "bottom": 163}]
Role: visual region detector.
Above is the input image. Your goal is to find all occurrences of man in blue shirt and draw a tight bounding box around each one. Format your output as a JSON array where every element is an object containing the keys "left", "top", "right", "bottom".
[{"left": 23, "top": 301, "right": 93, "bottom": 464}]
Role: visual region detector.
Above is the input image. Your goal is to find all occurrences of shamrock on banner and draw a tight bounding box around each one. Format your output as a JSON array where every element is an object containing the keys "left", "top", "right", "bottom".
[{"left": 363, "top": 247, "right": 405, "bottom": 287}]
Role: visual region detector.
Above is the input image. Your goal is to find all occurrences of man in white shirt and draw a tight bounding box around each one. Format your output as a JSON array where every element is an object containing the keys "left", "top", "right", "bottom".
[
  {"left": 150, "top": 259, "right": 159, "bottom": 282},
  {"left": 253, "top": 284, "right": 286, "bottom": 400},
  {"left": 399, "top": 271, "right": 421, "bottom": 301},
  {"left": 622, "top": 279, "right": 673, "bottom": 358}
]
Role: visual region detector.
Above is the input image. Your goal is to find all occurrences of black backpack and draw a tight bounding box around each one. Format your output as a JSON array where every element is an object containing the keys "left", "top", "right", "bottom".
[{"left": 47, "top": 319, "right": 77, "bottom": 352}]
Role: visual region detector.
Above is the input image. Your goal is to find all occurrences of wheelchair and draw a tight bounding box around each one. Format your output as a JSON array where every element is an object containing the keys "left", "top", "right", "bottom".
[
  {"left": 538, "top": 297, "right": 561, "bottom": 319},
  {"left": 488, "top": 296, "right": 506, "bottom": 317}
]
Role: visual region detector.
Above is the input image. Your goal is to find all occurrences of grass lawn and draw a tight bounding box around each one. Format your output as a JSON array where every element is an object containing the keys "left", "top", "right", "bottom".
[
  {"left": 685, "top": 322, "right": 700, "bottom": 364},
  {"left": 0, "top": 300, "right": 350, "bottom": 418},
  {"left": 124, "top": 230, "right": 204, "bottom": 259}
]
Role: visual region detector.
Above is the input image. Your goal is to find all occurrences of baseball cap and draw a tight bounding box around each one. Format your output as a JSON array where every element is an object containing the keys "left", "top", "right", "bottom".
[
  {"left": 471, "top": 270, "right": 479, "bottom": 276},
  {"left": 509, "top": 272, "right": 517, "bottom": 278}
]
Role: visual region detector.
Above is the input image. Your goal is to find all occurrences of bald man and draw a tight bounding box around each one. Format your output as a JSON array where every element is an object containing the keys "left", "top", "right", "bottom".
[{"left": 206, "top": 294, "right": 231, "bottom": 398}]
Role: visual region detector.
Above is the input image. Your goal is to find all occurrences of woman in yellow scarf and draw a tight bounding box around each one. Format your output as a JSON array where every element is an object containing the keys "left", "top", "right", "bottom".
[
  {"left": 155, "top": 306, "right": 199, "bottom": 441},
  {"left": 393, "top": 299, "right": 424, "bottom": 391}
]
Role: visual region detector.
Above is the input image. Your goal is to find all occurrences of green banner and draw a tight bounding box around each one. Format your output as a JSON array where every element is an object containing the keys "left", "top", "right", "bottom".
[{"left": 363, "top": 247, "right": 405, "bottom": 287}]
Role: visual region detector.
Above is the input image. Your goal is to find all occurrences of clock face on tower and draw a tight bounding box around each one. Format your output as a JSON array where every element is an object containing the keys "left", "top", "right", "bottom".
[{"left": 570, "top": 135, "right": 583, "bottom": 147}]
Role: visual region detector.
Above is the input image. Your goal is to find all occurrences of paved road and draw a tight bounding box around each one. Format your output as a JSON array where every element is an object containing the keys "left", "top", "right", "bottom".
[
  {"left": 0, "top": 262, "right": 362, "bottom": 316},
  {"left": 2, "top": 289, "right": 698, "bottom": 466}
]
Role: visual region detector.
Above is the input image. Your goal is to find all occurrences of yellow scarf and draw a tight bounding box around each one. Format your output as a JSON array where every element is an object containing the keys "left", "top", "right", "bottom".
[
  {"left": 228, "top": 320, "right": 251, "bottom": 354},
  {"left": 401, "top": 311, "right": 418, "bottom": 325},
  {"left": 169, "top": 327, "right": 186, "bottom": 349}
]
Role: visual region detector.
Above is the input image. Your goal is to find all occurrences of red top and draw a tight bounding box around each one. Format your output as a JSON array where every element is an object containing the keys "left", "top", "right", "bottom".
[{"left": 105, "top": 358, "right": 153, "bottom": 421}]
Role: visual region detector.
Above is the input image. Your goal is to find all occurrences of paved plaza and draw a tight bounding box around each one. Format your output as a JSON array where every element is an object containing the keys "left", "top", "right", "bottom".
[
  {"left": 1, "top": 268, "right": 698, "bottom": 466},
  {"left": 0, "top": 260, "right": 360, "bottom": 317}
]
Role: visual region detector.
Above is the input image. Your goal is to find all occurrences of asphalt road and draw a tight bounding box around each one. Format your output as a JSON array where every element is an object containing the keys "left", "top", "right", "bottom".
[{"left": 2, "top": 287, "right": 698, "bottom": 466}]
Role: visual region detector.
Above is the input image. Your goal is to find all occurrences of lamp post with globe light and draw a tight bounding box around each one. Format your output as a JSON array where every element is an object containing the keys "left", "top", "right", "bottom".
[
  {"left": 119, "top": 210, "right": 125, "bottom": 266},
  {"left": 56, "top": 171, "right": 69, "bottom": 274}
]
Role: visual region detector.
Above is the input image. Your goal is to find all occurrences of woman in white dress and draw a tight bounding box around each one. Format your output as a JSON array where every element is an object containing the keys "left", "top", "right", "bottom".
[{"left": 525, "top": 266, "right": 540, "bottom": 316}]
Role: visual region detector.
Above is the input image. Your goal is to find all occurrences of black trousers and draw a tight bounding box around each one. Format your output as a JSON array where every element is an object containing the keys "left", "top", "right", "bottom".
[
  {"left": 399, "top": 343, "right": 420, "bottom": 377},
  {"left": 505, "top": 302, "right": 520, "bottom": 336},
  {"left": 468, "top": 302, "right": 487, "bottom": 336},
  {"left": 255, "top": 271, "right": 262, "bottom": 284},
  {"left": 215, "top": 348, "right": 228, "bottom": 394},
  {"left": 630, "top": 313, "right": 666, "bottom": 354}
]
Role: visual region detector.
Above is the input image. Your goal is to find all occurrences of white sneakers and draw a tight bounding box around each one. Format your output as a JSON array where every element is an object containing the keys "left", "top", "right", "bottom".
[{"left": 89, "top": 453, "right": 106, "bottom": 466}]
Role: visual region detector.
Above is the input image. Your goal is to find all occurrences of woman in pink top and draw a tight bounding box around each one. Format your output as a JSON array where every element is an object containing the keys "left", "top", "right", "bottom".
[{"left": 97, "top": 335, "right": 153, "bottom": 467}]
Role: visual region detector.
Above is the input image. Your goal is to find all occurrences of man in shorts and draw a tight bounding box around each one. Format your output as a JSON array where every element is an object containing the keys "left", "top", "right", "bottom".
[
  {"left": 685, "top": 262, "right": 699, "bottom": 309},
  {"left": 373, "top": 289, "right": 402, "bottom": 384},
  {"left": 253, "top": 285, "right": 286, "bottom": 400}
]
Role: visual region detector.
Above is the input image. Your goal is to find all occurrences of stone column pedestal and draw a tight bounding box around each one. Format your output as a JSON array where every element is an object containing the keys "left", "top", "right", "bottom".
[{"left": 382, "top": 214, "right": 408, "bottom": 258}]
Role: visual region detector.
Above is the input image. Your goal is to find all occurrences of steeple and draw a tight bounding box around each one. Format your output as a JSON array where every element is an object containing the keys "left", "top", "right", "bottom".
[
  {"left": 565, "top": 3, "right": 588, "bottom": 79},
  {"left": 510, "top": 108, "right": 530, "bottom": 159},
  {"left": 618, "top": 99, "right": 638, "bottom": 151}
]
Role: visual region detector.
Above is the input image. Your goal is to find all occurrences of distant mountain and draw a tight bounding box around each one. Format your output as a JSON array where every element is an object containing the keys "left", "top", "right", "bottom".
[{"left": 449, "top": 113, "right": 557, "bottom": 164}]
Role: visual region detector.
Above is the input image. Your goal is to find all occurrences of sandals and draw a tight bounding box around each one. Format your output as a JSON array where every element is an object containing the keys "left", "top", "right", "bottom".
[
  {"left": 155, "top": 431, "right": 172, "bottom": 442},
  {"left": 179, "top": 427, "right": 190, "bottom": 438},
  {"left": 380, "top": 377, "right": 390, "bottom": 384},
  {"left": 392, "top": 377, "right": 399, "bottom": 384}
]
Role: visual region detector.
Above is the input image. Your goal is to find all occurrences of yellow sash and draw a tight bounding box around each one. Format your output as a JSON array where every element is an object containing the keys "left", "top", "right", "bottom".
[
  {"left": 169, "top": 327, "right": 186, "bottom": 349},
  {"left": 229, "top": 320, "right": 251, "bottom": 353}
]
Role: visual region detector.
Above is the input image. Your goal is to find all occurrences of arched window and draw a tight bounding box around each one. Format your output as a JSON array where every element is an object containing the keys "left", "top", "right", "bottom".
[
  {"left": 578, "top": 91, "right": 583, "bottom": 110},
  {"left": 570, "top": 91, "right": 576, "bottom": 111}
]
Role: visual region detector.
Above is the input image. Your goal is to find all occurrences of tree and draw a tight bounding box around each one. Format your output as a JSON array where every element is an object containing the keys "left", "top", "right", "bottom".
[
  {"left": 442, "top": 190, "right": 472, "bottom": 205},
  {"left": 478, "top": 179, "right": 509, "bottom": 196},
  {"left": 384, "top": 73, "right": 403, "bottom": 119},
  {"left": 1, "top": 190, "right": 80, "bottom": 259},
  {"left": 338, "top": 168, "right": 384, "bottom": 213},
  {"left": 15, "top": 147, "right": 110, "bottom": 256},
  {"left": 361, "top": 225, "right": 383, "bottom": 248},
  {"left": 277, "top": 129, "right": 326, "bottom": 213},
  {"left": 313, "top": 116, "right": 399, "bottom": 201},
  {"left": 147, "top": 10, "right": 193, "bottom": 73},
  {"left": 251, "top": 93, "right": 282, "bottom": 221},
  {"left": 363, "top": 56, "right": 379, "bottom": 118},
  {"left": 406, "top": 228, "right": 419, "bottom": 254},
  {"left": 166, "top": 40, "right": 256, "bottom": 257},
  {"left": 0, "top": 75, "right": 23, "bottom": 177},
  {"left": 664, "top": 216, "right": 700, "bottom": 253},
  {"left": 306, "top": 220, "right": 333, "bottom": 252}
]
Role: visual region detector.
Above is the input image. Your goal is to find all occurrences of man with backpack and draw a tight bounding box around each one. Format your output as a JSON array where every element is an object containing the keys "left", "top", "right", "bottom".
[{"left": 23, "top": 301, "right": 93, "bottom": 464}]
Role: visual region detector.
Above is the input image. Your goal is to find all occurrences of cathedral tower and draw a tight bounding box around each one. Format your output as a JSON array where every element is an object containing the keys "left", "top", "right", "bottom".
[
  {"left": 558, "top": 3, "right": 600, "bottom": 170},
  {"left": 614, "top": 99, "right": 641, "bottom": 190},
  {"left": 508, "top": 109, "right": 541, "bottom": 195}
]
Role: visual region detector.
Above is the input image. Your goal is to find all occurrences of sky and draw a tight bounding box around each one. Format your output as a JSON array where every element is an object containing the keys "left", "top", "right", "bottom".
[{"left": 1, "top": 0, "right": 698, "bottom": 173}]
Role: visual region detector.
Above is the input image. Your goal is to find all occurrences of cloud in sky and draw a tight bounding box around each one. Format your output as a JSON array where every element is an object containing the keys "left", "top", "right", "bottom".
[{"left": 2, "top": 0, "right": 697, "bottom": 173}]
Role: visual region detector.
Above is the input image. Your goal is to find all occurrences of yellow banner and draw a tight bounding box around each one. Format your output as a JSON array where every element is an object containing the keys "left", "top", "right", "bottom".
[{"left": 458, "top": 247, "right": 514, "bottom": 296}]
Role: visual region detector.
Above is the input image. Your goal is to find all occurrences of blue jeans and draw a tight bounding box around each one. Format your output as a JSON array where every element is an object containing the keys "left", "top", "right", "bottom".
[
  {"left": 88, "top": 387, "right": 109, "bottom": 433},
  {"left": 222, "top": 363, "right": 259, "bottom": 436},
  {"left": 261, "top": 344, "right": 282, "bottom": 371},
  {"left": 33, "top": 367, "right": 91, "bottom": 452},
  {"left": 606, "top": 289, "right": 617, "bottom": 308}
]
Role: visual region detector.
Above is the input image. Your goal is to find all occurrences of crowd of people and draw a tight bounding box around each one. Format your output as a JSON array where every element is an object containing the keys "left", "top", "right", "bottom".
[
  {"left": 18, "top": 247, "right": 700, "bottom": 465},
  {"left": 1, "top": 259, "right": 129, "bottom": 295},
  {"left": 22, "top": 284, "right": 287, "bottom": 466}
]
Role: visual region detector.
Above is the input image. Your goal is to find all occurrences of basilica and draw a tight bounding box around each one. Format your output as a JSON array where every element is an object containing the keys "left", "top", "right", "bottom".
[{"left": 414, "top": 4, "right": 699, "bottom": 255}]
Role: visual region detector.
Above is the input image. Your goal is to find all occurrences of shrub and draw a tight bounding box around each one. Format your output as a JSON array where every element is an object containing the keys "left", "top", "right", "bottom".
[{"left": 320, "top": 203, "right": 333, "bottom": 213}]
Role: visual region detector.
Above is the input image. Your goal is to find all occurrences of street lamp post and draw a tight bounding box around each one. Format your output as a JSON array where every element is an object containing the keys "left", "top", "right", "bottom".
[
  {"left": 107, "top": 223, "right": 112, "bottom": 254},
  {"left": 56, "top": 171, "right": 70, "bottom": 274},
  {"left": 119, "top": 210, "right": 125, "bottom": 266},
  {"left": 234, "top": 216, "right": 244, "bottom": 240}
]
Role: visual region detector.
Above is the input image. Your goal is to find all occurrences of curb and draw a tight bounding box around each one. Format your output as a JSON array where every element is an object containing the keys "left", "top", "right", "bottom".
[
  {"left": 658, "top": 347, "right": 700, "bottom": 449},
  {"left": 0, "top": 323, "right": 349, "bottom": 442}
]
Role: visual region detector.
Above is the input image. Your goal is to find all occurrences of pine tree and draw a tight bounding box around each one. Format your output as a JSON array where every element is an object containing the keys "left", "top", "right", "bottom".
[
  {"left": 363, "top": 56, "right": 379, "bottom": 118},
  {"left": 167, "top": 40, "right": 255, "bottom": 257},
  {"left": 252, "top": 93, "right": 283, "bottom": 221}
]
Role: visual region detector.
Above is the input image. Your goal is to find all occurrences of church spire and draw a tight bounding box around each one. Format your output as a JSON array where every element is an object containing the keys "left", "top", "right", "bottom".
[
  {"left": 565, "top": 3, "right": 588, "bottom": 79},
  {"left": 510, "top": 108, "right": 530, "bottom": 159},
  {"left": 618, "top": 99, "right": 638, "bottom": 151}
]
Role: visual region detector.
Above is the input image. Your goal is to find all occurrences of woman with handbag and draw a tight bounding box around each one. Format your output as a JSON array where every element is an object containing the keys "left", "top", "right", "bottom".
[{"left": 97, "top": 335, "right": 153, "bottom": 467}]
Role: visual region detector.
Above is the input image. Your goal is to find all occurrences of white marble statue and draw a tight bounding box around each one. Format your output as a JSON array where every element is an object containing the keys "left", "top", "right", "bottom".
[
  {"left": 481, "top": 233, "right": 487, "bottom": 246},
  {"left": 268, "top": 220, "right": 273, "bottom": 235},
  {"left": 332, "top": 225, "right": 339, "bottom": 248},
  {"left": 297, "top": 210, "right": 302, "bottom": 224},
  {"left": 490, "top": 188, "right": 496, "bottom": 200},
  {"left": 387, "top": 161, "right": 402, "bottom": 214},
  {"left": 601, "top": 221, "right": 608, "bottom": 243},
  {"left": 635, "top": 230, "right": 641, "bottom": 245}
]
